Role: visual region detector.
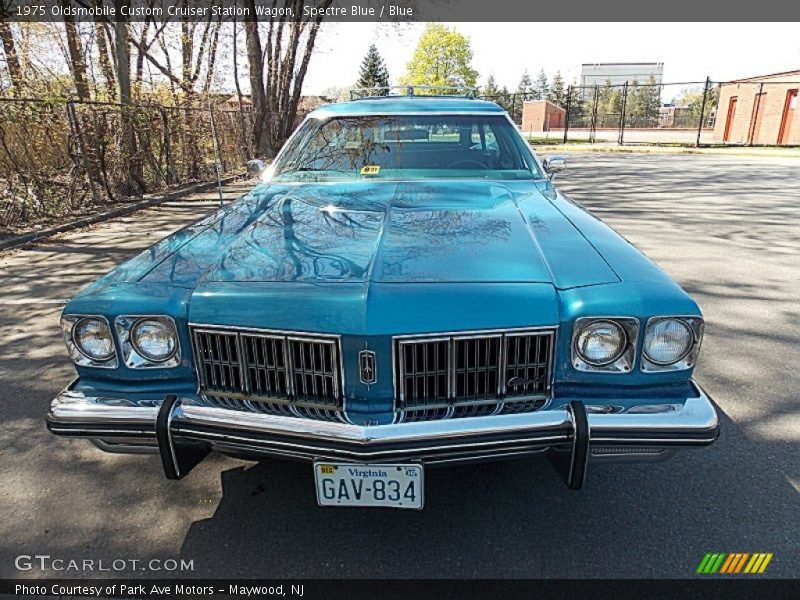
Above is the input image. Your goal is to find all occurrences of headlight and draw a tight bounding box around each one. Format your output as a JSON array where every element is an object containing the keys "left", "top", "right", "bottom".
[
  {"left": 575, "top": 320, "right": 627, "bottom": 366},
  {"left": 643, "top": 318, "right": 694, "bottom": 365},
  {"left": 73, "top": 317, "right": 115, "bottom": 362},
  {"left": 130, "top": 318, "right": 178, "bottom": 362}
]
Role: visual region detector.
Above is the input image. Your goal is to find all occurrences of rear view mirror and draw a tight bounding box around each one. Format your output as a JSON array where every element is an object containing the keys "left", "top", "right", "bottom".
[
  {"left": 386, "top": 128, "right": 430, "bottom": 141},
  {"left": 247, "top": 159, "right": 266, "bottom": 178},
  {"left": 542, "top": 156, "right": 566, "bottom": 180}
]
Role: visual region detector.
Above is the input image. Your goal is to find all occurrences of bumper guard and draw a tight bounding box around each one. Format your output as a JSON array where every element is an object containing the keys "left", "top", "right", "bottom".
[{"left": 46, "top": 381, "right": 719, "bottom": 490}]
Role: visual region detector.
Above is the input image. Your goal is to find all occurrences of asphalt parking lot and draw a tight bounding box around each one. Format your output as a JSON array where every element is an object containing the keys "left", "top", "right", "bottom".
[{"left": 1, "top": 153, "right": 798, "bottom": 579}]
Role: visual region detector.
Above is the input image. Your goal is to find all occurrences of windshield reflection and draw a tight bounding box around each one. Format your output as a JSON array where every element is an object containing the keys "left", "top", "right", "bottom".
[{"left": 273, "top": 115, "right": 540, "bottom": 181}]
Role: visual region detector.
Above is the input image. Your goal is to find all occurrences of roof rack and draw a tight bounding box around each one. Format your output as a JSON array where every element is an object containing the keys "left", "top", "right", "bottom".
[{"left": 349, "top": 85, "right": 478, "bottom": 101}]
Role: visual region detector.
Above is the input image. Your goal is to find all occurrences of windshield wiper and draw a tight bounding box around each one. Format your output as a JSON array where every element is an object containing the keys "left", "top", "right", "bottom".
[{"left": 279, "top": 167, "right": 357, "bottom": 178}]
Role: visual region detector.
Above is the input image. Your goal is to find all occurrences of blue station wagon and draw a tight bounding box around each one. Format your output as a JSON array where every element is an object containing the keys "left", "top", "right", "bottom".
[{"left": 48, "top": 88, "right": 719, "bottom": 508}]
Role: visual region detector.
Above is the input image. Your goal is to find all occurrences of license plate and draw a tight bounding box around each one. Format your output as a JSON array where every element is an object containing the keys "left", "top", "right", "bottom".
[{"left": 314, "top": 461, "right": 424, "bottom": 509}]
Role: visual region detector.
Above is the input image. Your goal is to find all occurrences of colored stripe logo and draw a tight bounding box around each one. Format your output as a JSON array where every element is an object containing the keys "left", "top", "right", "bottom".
[{"left": 697, "top": 553, "right": 773, "bottom": 574}]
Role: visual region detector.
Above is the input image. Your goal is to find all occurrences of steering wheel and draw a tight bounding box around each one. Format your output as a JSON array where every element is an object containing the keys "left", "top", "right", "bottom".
[{"left": 446, "top": 159, "right": 489, "bottom": 170}]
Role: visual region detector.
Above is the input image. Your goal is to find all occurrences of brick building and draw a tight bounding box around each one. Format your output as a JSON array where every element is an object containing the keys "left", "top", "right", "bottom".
[
  {"left": 713, "top": 69, "right": 800, "bottom": 145},
  {"left": 521, "top": 100, "right": 566, "bottom": 132}
]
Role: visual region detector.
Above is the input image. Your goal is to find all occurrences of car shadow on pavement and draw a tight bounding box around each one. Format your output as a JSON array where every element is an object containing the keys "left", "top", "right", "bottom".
[{"left": 178, "top": 406, "right": 797, "bottom": 578}]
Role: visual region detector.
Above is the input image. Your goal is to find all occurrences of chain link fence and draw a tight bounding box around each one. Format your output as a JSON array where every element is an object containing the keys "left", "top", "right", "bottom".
[
  {"left": 3, "top": 82, "right": 798, "bottom": 231},
  {"left": 558, "top": 80, "right": 718, "bottom": 145},
  {"left": 0, "top": 98, "right": 256, "bottom": 230},
  {"left": 484, "top": 78, "right": 799, "bottom": 148}
]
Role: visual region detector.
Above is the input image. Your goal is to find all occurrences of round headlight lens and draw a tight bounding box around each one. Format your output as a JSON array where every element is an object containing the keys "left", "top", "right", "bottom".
[
  {"left": 644, "top": 319, "right": 693, "bottom": 365},
  {"left": 575, "top": 320, "right": 627, "bottom": 366},
  {"left": 73, "top": 317, "right": 115, "bottom": 361},
  {"left": 131, "top": 319, "right": 177, "bottom": 362}
]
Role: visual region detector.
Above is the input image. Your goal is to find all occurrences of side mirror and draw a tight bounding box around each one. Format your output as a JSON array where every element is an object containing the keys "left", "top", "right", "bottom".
[
  {"left": 247, "top": 159, "right": 266, "bottom": 178},
  {"left": 542, "top": 156, "right": 566, "bottom": 180}
]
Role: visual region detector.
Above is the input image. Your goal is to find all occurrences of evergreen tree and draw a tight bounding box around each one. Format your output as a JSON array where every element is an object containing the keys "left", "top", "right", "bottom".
[
  {"left": 597, "top": 79, "right": 622, "bottom": 127},
  {"left": 548, "top": 71, "right": 567, "bottom": 107},
  {"left": 482, "top": 73, "right": 500, "bottom": 100},
  {"left": 516, "top": 70, "right": 533, "bottom": 100},
  {"left": 625, "top": 78, "right": 661, "bottom": 127},
  {"left": 625, "top": 79, "right": 643, "bottom": 125},
  {"left": 356, "top": 44, "right": 390, "bottom": 94},
  {"left": 511, "top": 70, "right": 533, "bottom": 122},
  {"left": 496, "top": 85, "right": 513, "bottom": 114},
  {"left": 560, "top": 81, "right": 585, "bottom": 128},
  {"left": 641, "top": 75, "right": 662, "bottom": 125},
  {"left": 532, "top": 69, "right": 549, "bottom": 100}
]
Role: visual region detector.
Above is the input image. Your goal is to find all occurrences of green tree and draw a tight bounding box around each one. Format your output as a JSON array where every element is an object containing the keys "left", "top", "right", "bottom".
[
  {"left": 495, "top": 85, "right": 513, "bottom": 114},
  {"left": 321, "top": 86, "right": 351, "bottom": 102},
  {"left": 548, "top": 71, "right": 566, "bottom": 108},
  {"left": 626, "top": 76, "right": 661, "bottom": 127},
  {"left": 516, "top": 70, "right": 533, "bottom": 99},
  {"left": 625, "top": 79, "right": 644, "bottom": 125},
  {"left": 512, "top": 70, "right": 534, "bottom": 122},
  {"left": 482, "top": 73, "right": 500, "bottom": 99},
  {"left": 400, "top": 24, "right": 478, "bottom": 93},
  {"left": 597, "top": 79, "right": 622, "bottom": 127},
  {"left": 566, "top": 85, "right": 587, "bottom": 128},
  {"left": 674, "top": 84, "right": 720, "bottom": 125},
  {"left": 532, "top": 69, "right": 549, "bottom": 100},
  {"left": 356, "top": 44, "right": 390, "bottom": 94}
]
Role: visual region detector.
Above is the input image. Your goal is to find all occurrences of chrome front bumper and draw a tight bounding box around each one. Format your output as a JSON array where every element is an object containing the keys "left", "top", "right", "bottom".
[{"left": 47, "top": 381, "right": 719, "bottom": 487}]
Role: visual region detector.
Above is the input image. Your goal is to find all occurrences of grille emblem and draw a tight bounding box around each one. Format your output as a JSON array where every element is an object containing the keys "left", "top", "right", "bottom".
[
  {"left": 359, "top": 350, "right": 377, "bottom": 385},
  {"left": 507, "top": 376, "right": 538, "bottom": 388}
]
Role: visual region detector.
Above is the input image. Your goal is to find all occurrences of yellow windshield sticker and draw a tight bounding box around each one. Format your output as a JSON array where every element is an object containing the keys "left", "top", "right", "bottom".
[{"left": 360, "top": 165, "right": 380, "bottom": 176}]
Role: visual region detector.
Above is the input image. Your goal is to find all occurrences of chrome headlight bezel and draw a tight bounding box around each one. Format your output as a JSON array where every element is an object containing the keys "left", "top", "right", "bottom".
[
  {"left": 572, "top": 317, "right": 639, "bottom": 373},
  {"left": 115, "top": 316, "right": 181, "bottom": 368},
  {"left": 61, "top": 315, "right": 118, "bottom": 368},
  {"left": 641, "top": 316, "right": 704, "bottom": 372}
]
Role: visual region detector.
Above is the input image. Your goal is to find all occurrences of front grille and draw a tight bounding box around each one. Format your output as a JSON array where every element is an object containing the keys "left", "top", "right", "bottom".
[
  {"left": 395, "top": 329, "right": 555, "bottom": 421},
  {"left": 192, "top": 326, "right": 344, "bottom": 421}
]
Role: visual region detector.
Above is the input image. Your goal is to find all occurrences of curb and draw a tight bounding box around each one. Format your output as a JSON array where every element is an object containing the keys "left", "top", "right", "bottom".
[
  {"left": 0, "top": 174, "right": 245, "bottom": 253},
  {"left": 530, "top": 145, "right": 800, "bottom": 158}
]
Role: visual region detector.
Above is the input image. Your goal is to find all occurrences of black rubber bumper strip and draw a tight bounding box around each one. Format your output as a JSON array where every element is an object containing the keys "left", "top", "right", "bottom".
[
  {"left": 156, "top": 395, "right": 209, "bottom": 480},
  {"left": 567, "top": 400, "right": 589, "bottom": 490},
  {"left": 547, "top": 400, "right": 589, "bottom": 490}
]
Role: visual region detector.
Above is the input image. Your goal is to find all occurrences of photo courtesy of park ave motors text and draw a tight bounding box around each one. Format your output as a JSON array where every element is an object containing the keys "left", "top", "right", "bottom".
[{"left": 0, "top": 0, "right": 799, "bottom": 588}]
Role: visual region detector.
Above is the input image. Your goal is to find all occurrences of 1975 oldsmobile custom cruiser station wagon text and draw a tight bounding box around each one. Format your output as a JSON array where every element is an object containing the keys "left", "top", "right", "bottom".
[{"left": 48, "top": 88, "right": 719, "bottom": 509}]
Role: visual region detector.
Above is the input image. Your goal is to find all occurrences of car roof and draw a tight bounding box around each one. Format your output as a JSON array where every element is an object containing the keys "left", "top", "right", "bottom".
[{"left": 309, "top": 96, "right": 506, "bottom": 118}]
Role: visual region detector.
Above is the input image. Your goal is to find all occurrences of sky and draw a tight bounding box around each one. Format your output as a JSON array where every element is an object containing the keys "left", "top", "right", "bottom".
[{"left": 304, "top": 22, "right": 800, "bottom": 94}]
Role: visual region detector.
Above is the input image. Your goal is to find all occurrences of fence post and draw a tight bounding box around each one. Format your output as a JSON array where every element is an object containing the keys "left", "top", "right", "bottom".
[
  {"left": 208, "top": 102, "right": 224, "bottom": 206},
  {"left": 696, "top": 76, "right": 711, "bottom": 147},
  {"left": 563, "top": 86, "right": 572, "bottom": 143},
  {"left": 618, "top": 82, "right": 629, "bottom": 145},
  {"left": 511, "top": 94, "right": 517, "bottom": 125},
  {"left": 590, "top": 84, "right": 599, "bottom": 144},
  {"left": 748, "top": 82, "right": 764, "bottom": 146},
  {"left": 160, "top": 107, "right": 177, "bottom": 185},
  {"left": 65, "top": 101, "right": 102, "bottom": 204}
]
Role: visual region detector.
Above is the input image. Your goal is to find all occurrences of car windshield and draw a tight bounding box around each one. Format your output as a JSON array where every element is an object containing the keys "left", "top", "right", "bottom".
[{"left": 271, "top": 114, "right": 542, "bottom": 182}]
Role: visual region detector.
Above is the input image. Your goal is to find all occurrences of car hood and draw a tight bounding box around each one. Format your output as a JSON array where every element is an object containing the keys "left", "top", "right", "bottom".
[{"left": 134, "top": 180, "right": 619, "bottom": 289}]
